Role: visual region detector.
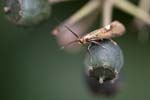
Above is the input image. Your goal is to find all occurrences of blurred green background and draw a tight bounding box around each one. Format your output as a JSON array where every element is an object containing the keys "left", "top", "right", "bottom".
[{"left": 0, "top": 1, "right": 150, "bottom": 100}]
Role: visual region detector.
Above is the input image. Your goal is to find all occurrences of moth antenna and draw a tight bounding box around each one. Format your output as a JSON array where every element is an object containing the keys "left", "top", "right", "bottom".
[
  {"left": 53, "top": 16, "right": 80, "bottom": 38},
  {"left": 63, "top": 25, "right": 80, "bottom": 38},
  {"left": 61, "top": 40, "right": 79, "bottom": 50}
]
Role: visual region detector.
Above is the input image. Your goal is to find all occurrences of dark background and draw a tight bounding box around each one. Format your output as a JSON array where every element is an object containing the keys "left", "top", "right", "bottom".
[{"left": 0, "top": 1, "right": 150, "bottom": 100}]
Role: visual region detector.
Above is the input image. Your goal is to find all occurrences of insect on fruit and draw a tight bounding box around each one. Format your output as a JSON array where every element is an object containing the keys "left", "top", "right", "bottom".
[
  {"left": 61, "top": 20, "right": 125, "bottom": 49},
  {"left": 59, "top": 21, "right": 125, "bottom": 84},
  {"left": 84, "top": 39, "right": 124, "bottom": 84}
]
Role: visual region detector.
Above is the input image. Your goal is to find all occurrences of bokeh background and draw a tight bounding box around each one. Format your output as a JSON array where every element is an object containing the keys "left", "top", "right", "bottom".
[{"left": 1, "top": 0, "right": 150, "bottom": 100}]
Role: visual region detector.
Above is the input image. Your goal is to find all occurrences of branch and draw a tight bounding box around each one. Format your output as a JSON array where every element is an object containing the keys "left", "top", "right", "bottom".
[
  {"left": 114, "top": 0, "right": 150, "bottom": 25},
  {"left": 67, "top": 0, "right": 101, "bottom": 25},
  {"left": 102, "top": 0, "right": 114, "bottom": 26}
]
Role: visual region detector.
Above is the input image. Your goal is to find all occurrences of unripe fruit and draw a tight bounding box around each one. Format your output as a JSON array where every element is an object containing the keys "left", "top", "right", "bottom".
[
  {"left": 85, "top": 39, "right": 124, "bottom": 84},
  {"left": 4, "top": 0, "right": 50, "bottom": 26}
]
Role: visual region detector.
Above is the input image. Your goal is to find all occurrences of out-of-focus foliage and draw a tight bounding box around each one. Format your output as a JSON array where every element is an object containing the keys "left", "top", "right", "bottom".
[{"left": 4, "top": 0, "right": 50, "bottom": 26}]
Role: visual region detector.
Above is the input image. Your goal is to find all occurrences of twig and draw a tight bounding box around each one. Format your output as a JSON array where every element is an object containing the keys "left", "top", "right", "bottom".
[
  {"left": 114, "top": 0, "right": 150, "bottom": 25},
  {"left": 134, "top": 0, "right": 150, "bottom": 26},
  {"left": 68, "top": 0, "right": 101, "bottom": 25},
  {"left": 138, "top": 0, "right": 150, "bottom": 13},
  {"left": 102, "top": 0, "right": 114, "bottom": 26},
  {"left": 133, "top": 0, "right": 150, "bottom": 42}
]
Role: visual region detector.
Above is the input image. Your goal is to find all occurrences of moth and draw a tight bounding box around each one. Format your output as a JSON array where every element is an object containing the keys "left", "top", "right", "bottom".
[
  {"left": 61, "top": 20, "right": 125, "bottom": 49},
  {"left": 58, "top": 21, "right": 125, "bottom": 84}
]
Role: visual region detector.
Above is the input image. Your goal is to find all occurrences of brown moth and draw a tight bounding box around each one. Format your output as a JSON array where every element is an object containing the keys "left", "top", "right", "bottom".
[{"left": 61, "top": 20, "right": 125, "bottom": 48}]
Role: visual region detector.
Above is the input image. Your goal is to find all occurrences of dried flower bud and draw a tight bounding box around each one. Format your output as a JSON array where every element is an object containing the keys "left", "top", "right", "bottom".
[
  {"left": 84, "top": 72, "right": 124, "bottom": 96},
  {"left": 4, "top": 0, "right": 51, "bottom": 26}
]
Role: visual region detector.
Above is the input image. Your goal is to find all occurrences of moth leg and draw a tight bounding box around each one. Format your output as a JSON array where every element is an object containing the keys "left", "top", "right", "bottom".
[
  {"left": 91, "top": 40, "right": 100, "bottom": 45},
  {"left": 87, "top": 44, "right": 93, "bottom": 63},
  {"left": 91, "top": 41, "right": 106, "bottom": 49},
  {"left": 109, "top": 39, "right": 117, "bottom": 45}
]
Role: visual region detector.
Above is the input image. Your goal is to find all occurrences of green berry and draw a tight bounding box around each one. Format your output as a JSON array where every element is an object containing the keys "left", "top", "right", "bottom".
[
  {"left": 85, "top": 39, "right": 124, "bottom": 84},
  {"left": 4, "top": 0, "right": 51, "bottom": 26}
]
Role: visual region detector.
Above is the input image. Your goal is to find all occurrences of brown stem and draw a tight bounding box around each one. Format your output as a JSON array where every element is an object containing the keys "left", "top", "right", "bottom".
[
  {"left": 102, "top": 0, "right": 114, "bottom": 26},
  {"left": 133, "top": 0, "right": 150, "bottom": 43},
  {"left": 114, "top": 0, "right": 150, "bottom": 25}
]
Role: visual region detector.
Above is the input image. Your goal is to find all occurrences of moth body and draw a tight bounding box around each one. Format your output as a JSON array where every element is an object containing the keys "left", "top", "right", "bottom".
[{"left": 78, "top": 21, "right": 125, "bottom": 45}]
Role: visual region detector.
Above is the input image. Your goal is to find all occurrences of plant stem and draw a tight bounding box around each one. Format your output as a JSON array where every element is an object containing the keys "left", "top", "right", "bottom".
[
  {"left": 114, "top": 0, "right": 150, "bottom": 25},
  {"left": 68, "top": 0, "right": 101, "bottom": 24},
  {"left": 102, "top": 0, "right": 114, "bottom": 26},
  {"left": 134, "top": 0, "right": 150, "bottom": 42}
]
